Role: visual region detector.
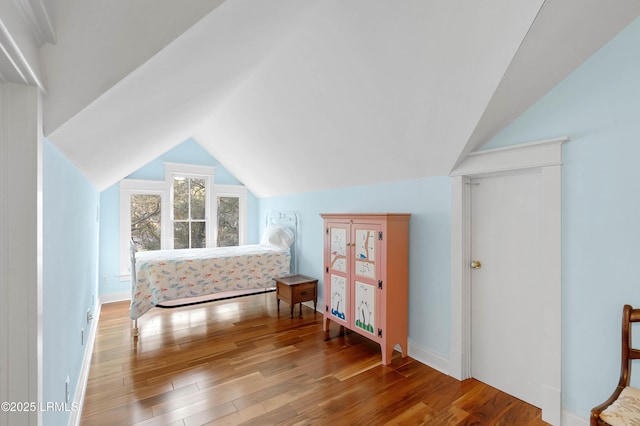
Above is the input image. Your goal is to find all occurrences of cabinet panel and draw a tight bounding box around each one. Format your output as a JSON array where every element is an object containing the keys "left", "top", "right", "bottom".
[
  {"left": 353, "top": 228, "right": 377, "bottom": 279},
  {"left": 329, "top": 274, "right": 347, "bottom": 322},
  {"left": 354, "top": 280, "right": 376, "bottom": 336},
  {"left": 330, "top": 227, "right": 348, "bottom": 273}
]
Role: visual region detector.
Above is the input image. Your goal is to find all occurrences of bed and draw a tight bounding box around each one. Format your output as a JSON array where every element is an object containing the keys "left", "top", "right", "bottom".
[{"left": 130, "top": 211, "right": 299, "bottom": 336}]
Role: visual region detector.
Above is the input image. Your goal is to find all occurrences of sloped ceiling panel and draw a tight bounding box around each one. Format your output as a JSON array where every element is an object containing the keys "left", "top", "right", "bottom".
[
  {"left": 41, "top": 0, "right": 227, "bottom": 135},
  {"left": 194, "top": 0, "right": 544, "bottom": 197},
  {"left": 46, "top": 0, "right": 318, "bottom": 191}
]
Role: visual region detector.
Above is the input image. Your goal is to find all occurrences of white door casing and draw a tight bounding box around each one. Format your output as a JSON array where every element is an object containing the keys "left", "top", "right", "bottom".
[{"left": 450, "top": 136, "right": 567, "bottom": 425}]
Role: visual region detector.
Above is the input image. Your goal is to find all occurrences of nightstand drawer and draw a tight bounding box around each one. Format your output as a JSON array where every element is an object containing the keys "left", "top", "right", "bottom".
[{"left": 292, "top": 283, "right": 316, "bottom": 301}]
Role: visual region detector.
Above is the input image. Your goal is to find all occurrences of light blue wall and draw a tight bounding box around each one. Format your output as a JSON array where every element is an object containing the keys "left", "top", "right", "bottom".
[
  {"left": 259, "top": 176, "right": 452, "bottom": 357},
  {"left": 43, "top": 139, "right": 100, "bottom": 425},
  {"left": 99, "top": 138, "right": 259, "bottom": 295},
  {"left": 483, "top": 16, "right": 640, "bottom": 418}
]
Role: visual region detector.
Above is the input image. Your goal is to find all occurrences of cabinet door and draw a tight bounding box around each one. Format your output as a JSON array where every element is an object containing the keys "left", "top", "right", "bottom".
[
  {"left": 325, "top": 222, "right": 350, "bottom": 326},
  {"left": 350, "top": 224, "right": 381, "bottom": 338}
]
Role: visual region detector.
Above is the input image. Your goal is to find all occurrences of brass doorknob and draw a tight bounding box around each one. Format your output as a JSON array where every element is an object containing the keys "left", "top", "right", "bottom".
[{"left": 470, "top": 260, "right": 482, "bottom": 269}]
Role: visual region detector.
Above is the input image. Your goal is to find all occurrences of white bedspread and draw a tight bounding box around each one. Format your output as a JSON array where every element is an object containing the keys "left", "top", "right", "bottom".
[{"left": 130, "top": 244, "right": 291, "bottom": 320}]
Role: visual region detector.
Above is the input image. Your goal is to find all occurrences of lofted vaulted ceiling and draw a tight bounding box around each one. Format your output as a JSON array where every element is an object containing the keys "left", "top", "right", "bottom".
[{"left": 6, "top": 1, "right": 640, "bottom": 197}]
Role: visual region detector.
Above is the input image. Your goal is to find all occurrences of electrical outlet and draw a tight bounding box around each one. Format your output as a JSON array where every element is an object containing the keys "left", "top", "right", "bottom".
[
  {"left": 102, "top": 276, "right": 108, "bottom": 285},
  {"left": 65, "top": 376, "right": 70, "bottom": 404},
  {"left": 86, "top": 309, "right": 93, "bottom": 323}
]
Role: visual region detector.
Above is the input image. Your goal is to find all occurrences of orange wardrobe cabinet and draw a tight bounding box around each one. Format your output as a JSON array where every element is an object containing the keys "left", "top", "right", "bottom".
[{"left": 320, "top": 213, "right": 410, "bottom": 365}]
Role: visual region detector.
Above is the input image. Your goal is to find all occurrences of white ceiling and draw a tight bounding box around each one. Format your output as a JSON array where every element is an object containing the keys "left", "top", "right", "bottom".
[{"left": 10, "top": 0, "right": 640, "bottom": 196}]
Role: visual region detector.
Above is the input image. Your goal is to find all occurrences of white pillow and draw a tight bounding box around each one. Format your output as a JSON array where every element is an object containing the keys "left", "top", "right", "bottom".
[{"left": 260, "top": 224, "right": 294, "bottom": 249}]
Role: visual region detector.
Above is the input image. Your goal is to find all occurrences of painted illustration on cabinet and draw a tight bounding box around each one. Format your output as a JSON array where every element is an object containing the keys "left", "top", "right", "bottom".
[
  {"left": 354, "top": 281, "right": 375, "bottom": 335},
  {"left": 355, "top": 229, "right": 376, "bottom": 279},
  {"left": 330, "top": 227, "right": 347, "bottom": 273},
  {"left": 330, "top": 274, "right": 347, "bottom": 320}
]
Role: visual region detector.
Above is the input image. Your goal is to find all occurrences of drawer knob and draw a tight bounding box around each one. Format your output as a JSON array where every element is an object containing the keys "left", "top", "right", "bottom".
[{"left": 300, "top": 291, "right": 308, "bottom": 296}]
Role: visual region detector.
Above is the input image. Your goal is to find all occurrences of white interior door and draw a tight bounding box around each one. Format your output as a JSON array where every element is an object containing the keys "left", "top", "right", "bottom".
[{"left": 470, "top": 168, "right": 546, "bottom": 409}]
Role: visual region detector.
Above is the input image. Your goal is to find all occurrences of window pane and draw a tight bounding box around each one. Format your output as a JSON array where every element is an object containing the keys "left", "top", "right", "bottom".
[
  {"left": 173, "top": 178, "right": 189, "bottom": 220},
  {"left": 131, "top": 194, "right": 161, "bottom": 251},
  {"left": 191, "top": 222, "right": 206, "bottom": 248},
  {"left": 217, "top": 196, "right": 239, "bottom": 247},
  {"left": 190, "top": 178, "right": 206, "bottom": 220},
  {"left": 174, "top": 222, "right": 189, "bottom": 249}
]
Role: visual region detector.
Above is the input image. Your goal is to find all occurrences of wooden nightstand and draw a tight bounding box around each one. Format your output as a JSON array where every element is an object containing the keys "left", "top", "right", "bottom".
[{"left": 274, "top": 274, "right": 318, "bottom": 318}]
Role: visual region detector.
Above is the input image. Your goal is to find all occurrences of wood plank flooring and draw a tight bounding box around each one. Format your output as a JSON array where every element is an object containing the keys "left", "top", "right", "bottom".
[{"left": 81, "top": 294, "right": 548, "bottom": 425}]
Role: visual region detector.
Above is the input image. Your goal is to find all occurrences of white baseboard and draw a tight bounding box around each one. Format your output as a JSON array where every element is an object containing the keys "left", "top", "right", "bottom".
[
  {"left": 100, "top": 291, "right": 130, "bottom": 304},
  {"left": 562, "top": 409, "right": 589, "bottom": 426},
  {"left": 68, "top": 302, "right": 101, "bottom": 426},
  {"left": 407, "top": 339, "right": 450, "bottom": 375}
]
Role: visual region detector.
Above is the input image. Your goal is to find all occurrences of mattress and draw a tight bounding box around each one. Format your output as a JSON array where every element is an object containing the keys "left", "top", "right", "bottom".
[{"left": 130, "top": 244, "right": 291, "bottom": 320}]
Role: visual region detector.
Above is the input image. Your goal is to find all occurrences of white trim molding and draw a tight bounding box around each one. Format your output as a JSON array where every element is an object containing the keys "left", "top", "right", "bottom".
[
  {"left": 100, "top": 291, "right": 131, "bottom": 305},
  {"left": 450, "top": 136, "right": 568, "bottom": 425},
  {"left": 164, "top": 162, "right": 216, "bottom": 178},
  {"left": 0, "top": 17, "right": 44, "bottom": 87},
  {"left": 15, "top": 0, "right": 56, "bottom": 46},
  {"left": 0, "top": 83, "right": 43, "bottom": 425},
  {"left": 407, "top": 340, "right": 451, "bottom": 376},
  {"left": 450, "top": 136, "right": 569, "bottom": 177}
]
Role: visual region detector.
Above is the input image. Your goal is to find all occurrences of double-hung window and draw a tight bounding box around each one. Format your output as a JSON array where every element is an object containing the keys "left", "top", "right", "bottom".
[
  {"left": 166, "top": 163, "right": 214, "bottom": 249},
  {"left": 120, "top": 163, "right": 247, "bottom": 276}
]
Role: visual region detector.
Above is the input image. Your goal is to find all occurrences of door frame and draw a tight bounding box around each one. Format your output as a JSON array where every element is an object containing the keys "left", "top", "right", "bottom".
[{"left": 450, "top": 136, "right": 568, "bottom": 425}]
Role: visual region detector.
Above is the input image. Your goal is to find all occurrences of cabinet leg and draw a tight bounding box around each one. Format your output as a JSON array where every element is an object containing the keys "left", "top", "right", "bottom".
[
  {"left": 323, "top": 317, "right": 332, "bottom": 342},
  {"left": 382, "top": 345, "right": 394, "bottom": 365}
]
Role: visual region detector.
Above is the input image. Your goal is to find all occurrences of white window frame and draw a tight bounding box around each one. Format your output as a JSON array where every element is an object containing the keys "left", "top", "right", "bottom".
[
  {"left": 164, "top": 162, "right": 216, "bottom": 249},
  {"left": 119, "top": 179, "right": 167, "bottom": 276},
  {"left": 214, "top": 184, "right": 248, "bottom": 246},
  {"left": 119, "top": 163, "right": 249, "bottom": 278}
]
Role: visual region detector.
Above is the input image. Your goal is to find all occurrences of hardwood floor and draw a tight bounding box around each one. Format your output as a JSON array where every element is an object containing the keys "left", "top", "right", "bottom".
[{"left": 81, "top": 294, "right": 548, "bottom": 425}]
